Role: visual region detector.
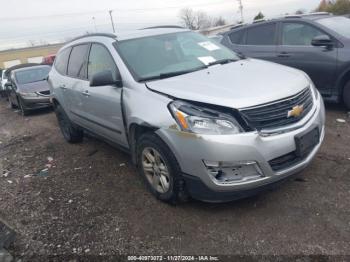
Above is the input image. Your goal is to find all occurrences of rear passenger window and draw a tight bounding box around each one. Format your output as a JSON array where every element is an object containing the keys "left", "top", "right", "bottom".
[
  {"left": 67, "top": 44, "right": 89, "bottom": 79},
  {"left": 88, "top": 44, "right": 119, "bottom": 81},
  {"left": 55, "top": 47, "right": 71, "bottom": 75},
  {"left": 246, "top": 23, "right": 276, "bottom": 45},
  {"left": 229, "top": 30, "right": 245, "bottom": 44}
]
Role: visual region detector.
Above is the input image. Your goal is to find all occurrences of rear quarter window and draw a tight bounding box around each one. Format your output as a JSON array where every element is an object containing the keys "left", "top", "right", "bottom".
[
  {"left": 67, "top": 44, "right": 90, "bottom": 79},
  {"left": 54, "top": 47, "right": 71, "bottom": 75},
  {"left": 229, "top": 30, "right": 245, "bottom": 44}
]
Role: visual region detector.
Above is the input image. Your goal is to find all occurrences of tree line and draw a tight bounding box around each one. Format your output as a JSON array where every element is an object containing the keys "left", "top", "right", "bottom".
[
  {"left": 179, "top": 0, "right": 350, "bottom": 29},
  {"left": 179, "top": 8, "right": 227, "bottom": 30},
  {"left": 316, "top": 0, "right": 350, "bottom": 15}
]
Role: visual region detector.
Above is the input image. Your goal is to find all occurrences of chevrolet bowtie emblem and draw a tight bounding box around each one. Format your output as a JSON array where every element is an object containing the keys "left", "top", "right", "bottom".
[{"left": 287, "top": 105, "right": 304, "bottom": 118}]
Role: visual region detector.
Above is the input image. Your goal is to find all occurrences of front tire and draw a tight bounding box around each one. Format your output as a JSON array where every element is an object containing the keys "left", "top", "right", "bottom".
[
  {"left": 18, "top": 98, "right": 28, "bottom": 116},
  {"left": 55, "top": 104, "right": 83, "bottom": 143},
  {"left": 343, "top": 80, "right": 350, "bottom": 110},
  {"left": 136, "top": 133, "right": 187, "bottom": 204},
  {"left": 9, "top": 97, "right": 17, "bottom": 109}
]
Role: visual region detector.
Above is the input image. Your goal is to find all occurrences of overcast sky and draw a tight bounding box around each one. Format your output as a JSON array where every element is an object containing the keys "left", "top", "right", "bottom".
[{"left": 0, "top": 0, "right": 320, "bottom": 50}]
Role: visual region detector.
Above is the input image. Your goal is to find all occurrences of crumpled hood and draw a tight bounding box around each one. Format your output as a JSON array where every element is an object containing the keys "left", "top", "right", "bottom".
[
  {"left": 18, "top": 80, "right": 50, "bottom": 93},
  {"left": 146, "top": 59, "right": 310, "bottom": 109}
]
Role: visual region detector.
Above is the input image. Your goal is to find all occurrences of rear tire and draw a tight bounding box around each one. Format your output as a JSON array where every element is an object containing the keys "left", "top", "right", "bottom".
[
  {"left": 136, "top": 133, "right": 188, "bottom": 204},
  {"left": 55, "top": 104, "right": 83, "bottom": 143},
  {"left": 344, "top": 80, "right": 350, "bottom": 110}
]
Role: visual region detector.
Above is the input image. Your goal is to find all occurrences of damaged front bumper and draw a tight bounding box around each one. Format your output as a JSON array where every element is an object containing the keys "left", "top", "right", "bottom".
[{"left": 157, "top": 96, "right": 326, "bottom": 202}]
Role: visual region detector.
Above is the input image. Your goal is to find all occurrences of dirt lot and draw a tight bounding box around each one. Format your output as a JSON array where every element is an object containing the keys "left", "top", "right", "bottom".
[{"left": 0, "top": 98, "right": 350, "bottom": 260}]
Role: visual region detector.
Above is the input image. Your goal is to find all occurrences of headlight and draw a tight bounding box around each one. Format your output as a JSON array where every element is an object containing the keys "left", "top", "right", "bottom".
[
  {"left": 168, "top": 100, "right": 242, "bottom": 135},
  {"left": 19, "top": 92, "right": 38, "bottom": 97}
]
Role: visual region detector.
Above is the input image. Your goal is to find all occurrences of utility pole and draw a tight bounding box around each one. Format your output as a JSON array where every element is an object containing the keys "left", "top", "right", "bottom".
[
  {"left": 92, "top": 17, "right": 97, "bottom": 32},
  {"left": 109, "top": 10, "right": 116, "bottom": 33},
  {"left": 237, "top": 0, "right": 244, "bottom": 23}
]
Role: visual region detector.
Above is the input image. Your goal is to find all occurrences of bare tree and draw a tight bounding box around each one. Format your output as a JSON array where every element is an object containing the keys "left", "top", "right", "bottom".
[
  {"left": 27, "top": 40, "right": 36, "bottom": 47},
  {"left": 39, "top": 39, "right": 49, "bottom": 46},
  {"left": 179, "top": 8, "right": 197, "bottom": 30},
  {"left": 179, "top": 8, "right": 215, "bottom": 30},
  {"left": 295, "top": 9, "right": 306, "bottom": 14},
  {"left": 195, "top": 11, "right": 212, "bottom": 29},
  {"left": 213, "top": 16, "right": 227, "bottom": 27}
]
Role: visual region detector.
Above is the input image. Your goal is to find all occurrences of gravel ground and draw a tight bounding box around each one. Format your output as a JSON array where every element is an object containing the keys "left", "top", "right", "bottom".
[{"left": 0, "top": 99, "right": 350, "bottom": 261}]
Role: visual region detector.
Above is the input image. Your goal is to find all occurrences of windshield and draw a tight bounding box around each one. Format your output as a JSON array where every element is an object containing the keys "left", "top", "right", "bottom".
[
  {"left": 117, "top": 31, "right": 240, "bottom": 81},
  {"left": 15, "top": 67, "right": 50, "bottom": 84},
  {"left": 318, "top": 16, "right": 350, "bottom": 38}
]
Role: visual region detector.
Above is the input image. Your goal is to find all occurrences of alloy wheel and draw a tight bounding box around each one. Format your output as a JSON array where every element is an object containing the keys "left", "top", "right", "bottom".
[{"left": 141, "top": 147, "right": 170, "bottom": 194}]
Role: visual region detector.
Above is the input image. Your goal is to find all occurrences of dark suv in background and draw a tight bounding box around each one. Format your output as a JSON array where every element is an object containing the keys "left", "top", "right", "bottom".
[{"left": 221, "top": 13, "right": 350, "bottom": 109}]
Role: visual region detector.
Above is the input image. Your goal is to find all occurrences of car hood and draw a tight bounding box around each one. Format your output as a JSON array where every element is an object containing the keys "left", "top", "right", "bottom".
[
  {"left": 18, "top": 80, "right": 50, "bottom": 93},
  {"left": 146, "top": 59, "right": 310, "bottom": 109}
]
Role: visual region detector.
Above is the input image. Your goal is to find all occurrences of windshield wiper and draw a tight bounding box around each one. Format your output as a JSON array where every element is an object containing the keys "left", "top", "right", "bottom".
[
  {"left": 208, "top": 58, "right": 237, "bottom": 67},
  {"left": 139, "top": 65, "right": 208, "bottom": 82}
]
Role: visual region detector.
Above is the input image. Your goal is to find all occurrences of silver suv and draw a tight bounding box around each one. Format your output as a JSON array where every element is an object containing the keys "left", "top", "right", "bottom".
[{"left": 49, "top": 27, "right": 325, "bottom": 203}]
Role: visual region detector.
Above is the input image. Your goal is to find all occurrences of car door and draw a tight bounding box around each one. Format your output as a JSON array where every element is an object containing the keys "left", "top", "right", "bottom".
[
  {"left": 65, "top": 44, "right": 90, "bottom": 124},
  {"left": 243, "top": 22, "right": 279, "bottom": 62},
  {"left": 224, "top": 23, "right": 278, "bottom": 62},
  {"left": 50, "top": 47, "right": 71, "bottom": 112},
  {"left": 80, "top": 43, "right": 127, "bottom": 147},
  {"left": 275, "top": 21, "right": 338, "bottom": 95}
]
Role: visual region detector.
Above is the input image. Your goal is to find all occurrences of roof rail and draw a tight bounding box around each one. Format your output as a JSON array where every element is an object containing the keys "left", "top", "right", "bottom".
[
  {"left": 253, "top": 19, "right": 266, "bottom": 24},
  {"left": 141, "top": 25, "right": 184, "bottom": 30},
  {"left": 285, "top": 15, "right": 302, "bottom": 18},
  {"left": 68, "top": 33, "right": 117, "bottom": 43},
  {"left": 303, "top": 12, "right": 332, "bottom": 16},
  {"left": 230, "top": 23, "right": 247, "bottom": 30},
  {"left": 285, "top": 12, "right": 332, "bottom": 19}
]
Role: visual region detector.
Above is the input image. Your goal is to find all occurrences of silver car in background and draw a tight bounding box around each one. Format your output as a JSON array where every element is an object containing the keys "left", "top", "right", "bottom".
[{"left": 49, "top": 28, "right": 325, "bottom": 203}]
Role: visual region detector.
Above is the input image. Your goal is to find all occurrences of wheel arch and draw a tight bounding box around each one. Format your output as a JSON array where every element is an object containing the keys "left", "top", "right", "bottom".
[
  {"left": 51, "top": 97, "right": 61, "bottom": 109},
  {"left": 337, "top": 68, "right": 350, "bottom": 101},
  {"left": 128, "top": 122, "right": 158, "bottom": 165}
]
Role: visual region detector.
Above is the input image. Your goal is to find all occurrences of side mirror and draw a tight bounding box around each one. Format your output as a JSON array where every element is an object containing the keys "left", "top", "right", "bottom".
[
  {"left": 90, "top": 70, "right": 123, "bottom": 88},
  {"left": 311, "top": 35, "right": 333, "bottom": 48}
]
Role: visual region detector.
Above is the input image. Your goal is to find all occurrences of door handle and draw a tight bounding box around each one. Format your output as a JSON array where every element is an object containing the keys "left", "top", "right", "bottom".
[
  {"left": 277, "top": 52, "right": 290, "bottom": 58},
  {"left": 81, "top": 90, "right": 90, "bottom": 97},
  {"left": 59, "top": 84, "right": 67, "bottom": 90}
]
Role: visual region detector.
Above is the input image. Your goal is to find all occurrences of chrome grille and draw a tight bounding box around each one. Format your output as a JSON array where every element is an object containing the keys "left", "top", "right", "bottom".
[{"left": 240, "top": 87, "right": 313, "bottom": 130}]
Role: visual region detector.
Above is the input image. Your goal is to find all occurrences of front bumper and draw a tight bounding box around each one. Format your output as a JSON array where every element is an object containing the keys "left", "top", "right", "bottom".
[
  {"left": 20, "top": 95, "right": 51, "bottom": 110},
  {"left": 157, "top": 95, "right": 326, "bottom": 202}
]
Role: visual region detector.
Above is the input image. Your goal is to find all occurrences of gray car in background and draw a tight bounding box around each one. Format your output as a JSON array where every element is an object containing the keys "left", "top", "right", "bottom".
[
  {"left": 221, "top": 13, "right": 350, "bottom": 109},
  {"left": 7, "top": 65, "right": 51, "bottom": 115},
  {"left": 49, "top": 28, "right": 325, "bottom": 203}
]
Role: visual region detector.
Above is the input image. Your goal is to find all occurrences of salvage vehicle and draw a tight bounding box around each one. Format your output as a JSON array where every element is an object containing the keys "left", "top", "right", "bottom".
[
  {"left": 7, "top": 65, "right": 51, "bottom": 115},
  {"left": 42, "top": 54, "right": 56, "bottom": 66},
  {"left": 220, "top": 13, "right": 350, "bottom": 109},
  {"left": 49, "top": 28, "right": 325, "bottom": 203}
]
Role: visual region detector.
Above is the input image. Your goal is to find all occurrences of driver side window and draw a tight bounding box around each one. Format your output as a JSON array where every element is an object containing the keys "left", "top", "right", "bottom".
[
  {"left": 282, "top": 22, "right": 324, "bottom": 46},
  {"left": 88, "top": 44, "right": 119, "bottom": 81}
]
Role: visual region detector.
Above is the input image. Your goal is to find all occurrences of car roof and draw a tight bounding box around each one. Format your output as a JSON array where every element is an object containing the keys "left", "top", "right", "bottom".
[
  {"left": 12, "top": 65, "right": 51, "bottom": 74},
  {"left": 5, "top": 63, "right": 41, "bottom": 77},
  {"left": 68, "top": 27, "right": 190, "bottom": 44},
  {"left": 228, "top": 13, "right": 335, "bottom": 32},
  {"left": 117, "top": 27, "right": 190, "bottom": 41}
]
